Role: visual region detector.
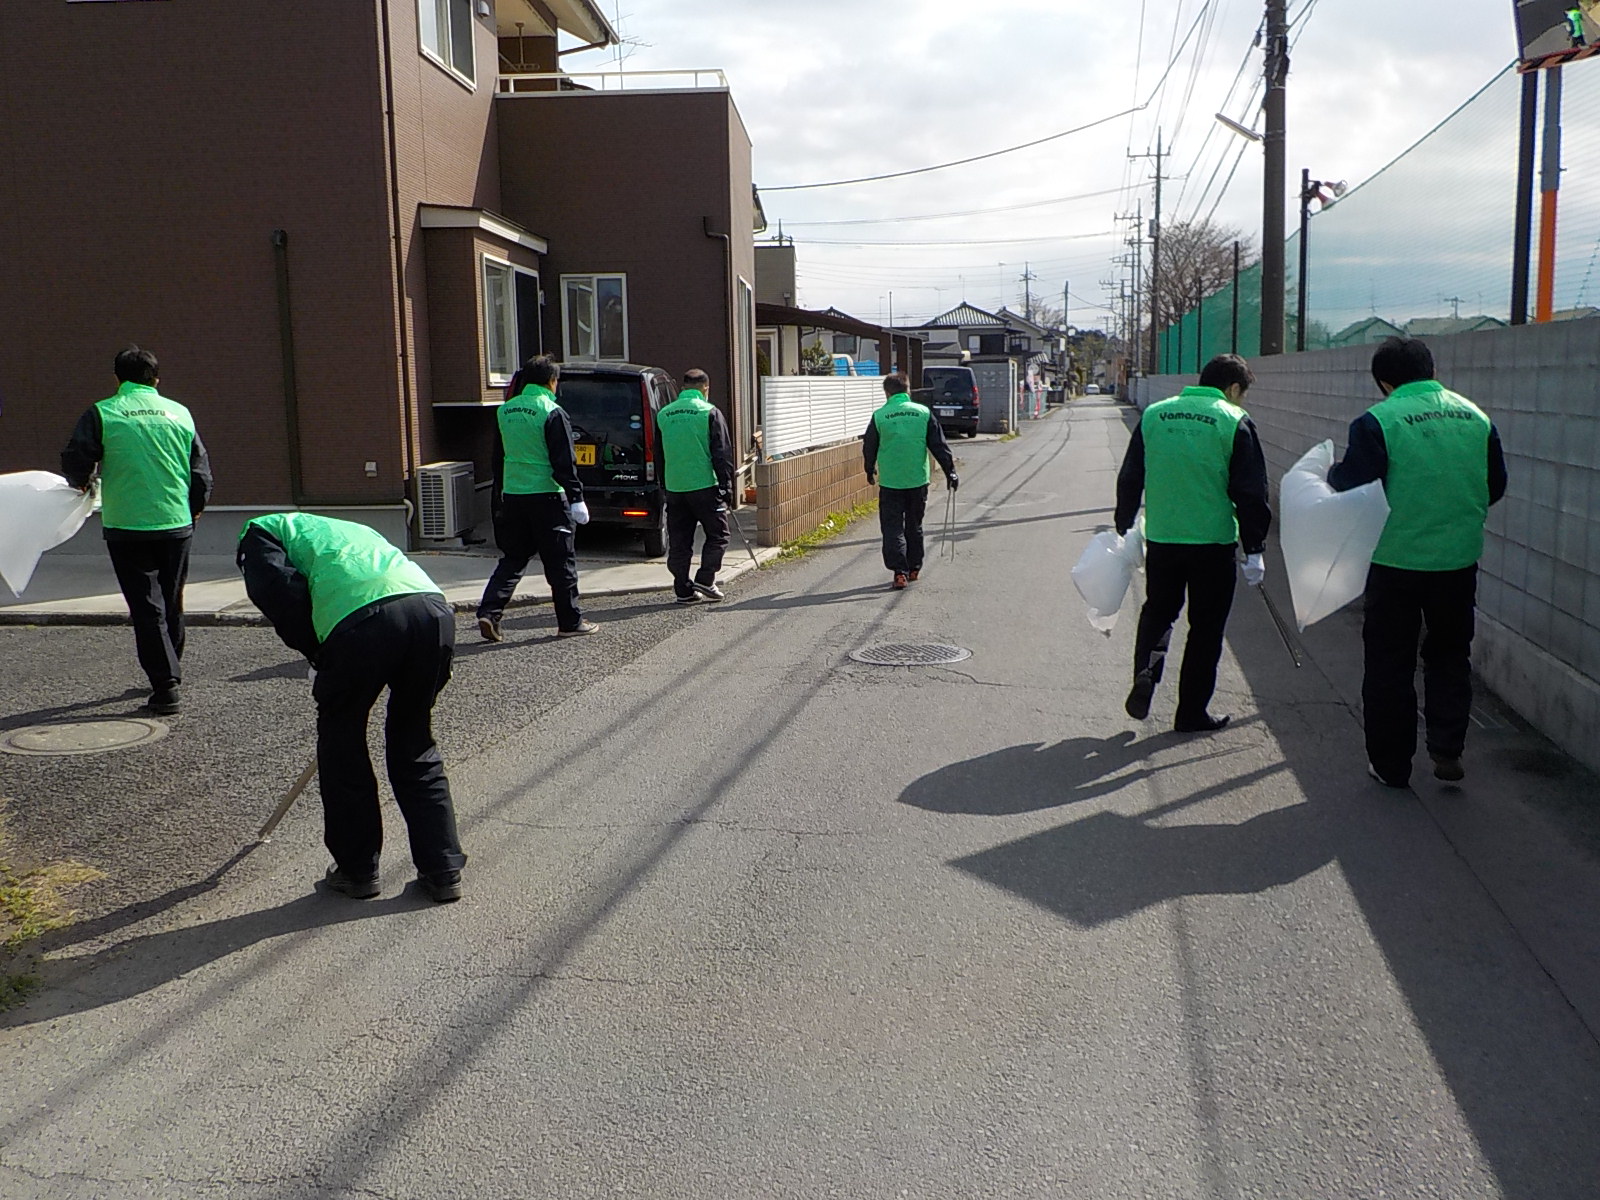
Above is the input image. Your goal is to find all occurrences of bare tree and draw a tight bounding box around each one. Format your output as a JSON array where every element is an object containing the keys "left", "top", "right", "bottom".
[{"left": 1154, "top": 220, "right": 1256, "bottom": 331}]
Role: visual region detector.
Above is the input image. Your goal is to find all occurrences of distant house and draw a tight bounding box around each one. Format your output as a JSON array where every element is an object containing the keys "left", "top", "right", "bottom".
[
  {"left": 1551, "top": 306, "right": 1600, "bottom": 322},
  {"left": 1404, "top": 315, "right": 1507, "bottom": 338},
  {"left": 918, "top": 303, "right": 1012, "bottom": 359},
  {"left": 1330, "top": 317, "right": 1406, "bottom": 347}
]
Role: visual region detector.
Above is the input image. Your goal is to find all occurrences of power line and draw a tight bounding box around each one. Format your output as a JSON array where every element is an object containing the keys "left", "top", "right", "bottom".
[
  {"left": 763, "top": 4, "right": 1214, "bottom": 193},
  {"left": 792, "top": 230, "right": 1117, "bottom": 248},
  {"left": 773, "top": 186, "right": 1128, "bottom": 228}
]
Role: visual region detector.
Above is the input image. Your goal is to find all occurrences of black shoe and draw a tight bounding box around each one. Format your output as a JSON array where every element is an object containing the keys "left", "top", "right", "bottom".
[
  {"left": 148, "top": 686, "right": 181, "bottom": 716},
  {"left": 675, "top": 591, "right": 701, "bottom": 605},
  {"left": 323, "top": 865, "right": 380, "bottom": 899},
  {"left": 1124, "top": 671, "right": 1155, "bottom": 721},
  {"left": 1173, "top": 712, "right": 1230, "bottom": 734},
  {"left": 691, "top": 579, "right": 725, "bottom": 601},
  {"left": 477, "top": 615, "right": 503, "bottom": 643},
  {"left": 1429, "top": 753, "right": 1465, "bottom": 782},
  {"left": 418, "top": 871, "right": 462, "bottom": 903},
  {"left": 1368, "top": 761, "right": 1410, "bottom": 789}
]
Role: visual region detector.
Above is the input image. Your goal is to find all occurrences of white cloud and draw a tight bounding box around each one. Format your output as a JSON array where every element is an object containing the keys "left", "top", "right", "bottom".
[{"left": 575, "top": 2, "right": 1536, "bottom": 325}]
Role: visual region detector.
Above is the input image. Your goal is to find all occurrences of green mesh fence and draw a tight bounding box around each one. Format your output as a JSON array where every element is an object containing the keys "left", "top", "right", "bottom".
[{"left": 1158, "top": 61, "right": 1600, "bottom": 360}]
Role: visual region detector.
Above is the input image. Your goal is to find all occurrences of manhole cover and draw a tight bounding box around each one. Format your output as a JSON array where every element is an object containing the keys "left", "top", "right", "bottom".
[
  {"left": 849, "top": 642, "right": 972, "bottom": 666},
  {"left": 0, "top": 718, "right": 169, "bottom": 757}
]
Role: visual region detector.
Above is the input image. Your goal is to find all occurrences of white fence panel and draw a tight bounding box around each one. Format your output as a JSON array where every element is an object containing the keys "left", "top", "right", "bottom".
[{"left": 761, "top": 376, "right": 885, "bottom": 459}]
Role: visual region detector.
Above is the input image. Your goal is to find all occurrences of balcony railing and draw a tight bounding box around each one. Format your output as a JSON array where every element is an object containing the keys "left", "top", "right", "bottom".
[{"left": 497, "top": 69, "right": 729, "bottom": 95}]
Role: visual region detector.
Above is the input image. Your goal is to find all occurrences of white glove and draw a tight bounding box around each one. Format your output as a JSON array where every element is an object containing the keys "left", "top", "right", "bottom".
[
  {"left": 1242, "top": 553, "right": 1266, "bottom": 587},
  {"left": 569, "top": 500, "right": 590, "bottom": 526},
  {"left": 307, "top": 666, "right": 318, "bottom": 693}
]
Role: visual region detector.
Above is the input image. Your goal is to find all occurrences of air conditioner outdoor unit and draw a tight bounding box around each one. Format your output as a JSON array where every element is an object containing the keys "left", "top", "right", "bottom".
[{"left": 416, "top": 461, "right": 475, "bottom": 539}]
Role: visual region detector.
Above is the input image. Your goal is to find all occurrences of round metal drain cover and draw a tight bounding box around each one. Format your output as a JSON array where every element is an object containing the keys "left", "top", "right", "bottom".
[
  {"left": 849, "top": 642, "right": 972, "bottom": 666},
  {"left": 0, "top": 718, "right": 169, "bottom": 757}
]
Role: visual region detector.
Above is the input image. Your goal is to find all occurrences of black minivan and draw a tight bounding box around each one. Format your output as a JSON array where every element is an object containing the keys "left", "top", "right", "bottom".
[
  {"left": 546, "top": 362, "right": 678, "bottom": 557},
  {"left": 920, "top": 365, "right": 981, "bottom": 437}
]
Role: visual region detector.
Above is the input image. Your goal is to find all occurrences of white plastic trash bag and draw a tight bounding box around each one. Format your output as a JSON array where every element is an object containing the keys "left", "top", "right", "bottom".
[
  {"left": 0, "top": 471, "right": 97, "bottom": 597},
  {"left": 1071, "top": 527, "right": 1144, "bottom": 634},
  {"left": 1279, "top": 440, "right": 1390, "bottom": 631}
]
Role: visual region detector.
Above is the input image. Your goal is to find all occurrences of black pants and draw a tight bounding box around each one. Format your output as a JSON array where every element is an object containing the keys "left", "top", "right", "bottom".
[
  {"left": 107, "top": 534, "right": 191, "bottom": 691},
  {"left": 1132, "top": 541, "right": 1237, "bottom": 724},
  {"left": 1363, "top": 563, "right": 1477, "bottom": 784},
  {"left": 666, "top": 487, "right": 730, "bottom": 596},
  {"left": 478, "top": 492, "right": 582, "bottom": 631},
  {"left": 879, "top": 485, "right": 929, "bottom": 574},
  {"left": 314, "top": 592, "right": 465, "bottom": 880}
]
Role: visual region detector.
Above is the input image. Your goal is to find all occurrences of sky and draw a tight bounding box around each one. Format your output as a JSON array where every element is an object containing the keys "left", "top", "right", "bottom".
[{"left": 560, "top": 1, "right": 1525, "bottom": 331}]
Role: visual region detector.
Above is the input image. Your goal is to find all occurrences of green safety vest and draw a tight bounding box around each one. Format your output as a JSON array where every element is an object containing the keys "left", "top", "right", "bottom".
[
  {"left": 1140, "top": 386, "right": 1244, "bottom": 545},
  {"left": 657, "top": 389, "right": 718, "bottom": 492},
  {"left": 499, "top": 384, "right": 563, "bottom": 495},
  {"left": 243, "top": 513, "right": 442, "bottom": 642},
  {"left": 871, "top": 392, "right": 933, "bottom": 489},
  {"left": 95, "top": 383, "right": 198, "bottom": 532},
  {"left": 1369, "top": 380, "right": 1491, "bottom": 571}
]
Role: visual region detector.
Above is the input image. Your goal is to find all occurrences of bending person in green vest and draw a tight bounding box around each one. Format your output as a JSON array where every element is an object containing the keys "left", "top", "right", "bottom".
[
  {"left": 477, "top": 355, "right": 598, "bottom": 641},
  {"left": 654, "top": 368, "right": 735, "bottom": 602},
  {"left": 1115, "top": 354, "right": 1271, "bottom": 733},
  {"left": 62, "top": 346, "right": 213, "bottom": 716},
  {"left": 863, "top": 372, "right": 958, "bottom": 590},
  {"left": 238, "top": 513, "right": 467, "bottom": 902},
  {"left": 1329, "top": 337, "right": 1508, "bottom": 787}
]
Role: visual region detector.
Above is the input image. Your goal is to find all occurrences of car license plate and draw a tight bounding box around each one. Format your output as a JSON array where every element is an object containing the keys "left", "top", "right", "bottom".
[
  {"left": 936, "top": 407, "right": 958, "bottom": 416},
  {"left": 575, "top": 444, "right": 596, "bottom": 466}
]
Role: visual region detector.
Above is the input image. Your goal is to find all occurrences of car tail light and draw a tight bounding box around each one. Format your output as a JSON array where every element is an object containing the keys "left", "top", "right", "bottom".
[
  {"left": 622, "top": 509, "right": 649, "bottom": 517},
  {"left": 971, "top": 387, "right": 980, "bottom": 404}
]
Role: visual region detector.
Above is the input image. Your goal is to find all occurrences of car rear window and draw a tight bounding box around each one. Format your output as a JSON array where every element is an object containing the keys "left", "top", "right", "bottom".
[
  {"left": 557, "top": 376, "right": 647, "bottom": 465},
  {"left": 923, "top": 370, "right": 976, "bottom": 401}
]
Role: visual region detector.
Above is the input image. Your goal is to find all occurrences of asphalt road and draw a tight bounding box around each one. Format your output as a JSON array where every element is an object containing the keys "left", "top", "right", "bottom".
[{"left": 2, "top": 401, "right": 1599, "bottom": 1198}]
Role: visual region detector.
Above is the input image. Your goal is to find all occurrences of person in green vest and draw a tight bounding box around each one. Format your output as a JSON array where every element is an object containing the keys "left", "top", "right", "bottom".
[
  {"left": 654, "top": 367, "right": 734, "bottom": 602},
  {"left": 237, "top": 513, "right": 467, "bottom": 902},
  {"left": 1115, "top": 353, "right": 1271, "bottom": 733},
  {"left": 61, "top": 346, "right": 213, "bottom": 715},
  {"left": 862, "top": 372, "right": 958, "bottom": 590},
  {"left": 1329, "top": 337, "right": 1508, "bottom": 787},
  {"left": 476, "top": 354, "right": 598, "bottom": 641}
]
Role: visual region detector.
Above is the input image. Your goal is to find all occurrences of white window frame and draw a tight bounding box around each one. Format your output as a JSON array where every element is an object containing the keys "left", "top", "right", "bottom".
[
  {"left": 561, "top": 273, "right": 629, "bottom": 362},
  {"left": 482, "top": 254, "right": 538, "bottom": 388},
  {"left": 418, "top": 0, "right": 476, "bottom": 90}
]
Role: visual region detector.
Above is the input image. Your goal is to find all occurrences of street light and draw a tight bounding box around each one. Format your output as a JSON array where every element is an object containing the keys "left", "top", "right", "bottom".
[
  {"left": 1214, "top": 112, "right": 1262, "bottom": 142},
  {"left": 1296, "top": 170, "right": 1348, "bottom": 351}
]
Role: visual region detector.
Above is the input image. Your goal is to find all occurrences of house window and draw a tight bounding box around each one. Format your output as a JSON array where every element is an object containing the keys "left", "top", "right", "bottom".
[
  {"left": 562, "top": 274, "right": 628, "bottom": 361},
  {"left": 419, "top": 0, "right": 474, "bottom": 86},
  {"left": 483, "top": 256, "right": 539, "bottom": 387}
]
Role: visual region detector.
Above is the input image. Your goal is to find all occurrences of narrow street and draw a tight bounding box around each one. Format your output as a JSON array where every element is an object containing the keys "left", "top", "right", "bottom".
[{"left": 3, "top": 400, "right": 1599, "bottom": 1199}]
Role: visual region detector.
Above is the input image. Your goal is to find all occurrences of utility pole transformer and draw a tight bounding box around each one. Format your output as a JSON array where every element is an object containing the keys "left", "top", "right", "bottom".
[{"left": 1260, "top": 0, "right": 1289, "bottom": 355}]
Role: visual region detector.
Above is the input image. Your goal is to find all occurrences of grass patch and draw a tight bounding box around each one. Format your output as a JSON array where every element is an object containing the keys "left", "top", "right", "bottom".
[
  {"left": 775, "top": 498, "right": 879, "bottom": 562},
  {"left": 999, "top": 430, "right": 1021, "bottom": 442},
  {"left": 0, "top": 802, "right": 101, "bottom": 1010}
]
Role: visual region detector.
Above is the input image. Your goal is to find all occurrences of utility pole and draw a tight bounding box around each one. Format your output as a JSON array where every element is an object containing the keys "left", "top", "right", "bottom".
[
  {"left": 1020, "top": 262, "right": 1037, "bottom": 322},
  {"left": 1260, "top": 0, "right": 1289, "bottom": 355},
  {"left": 1129, "top": 133, "right": 1163, "bottom": 374}
]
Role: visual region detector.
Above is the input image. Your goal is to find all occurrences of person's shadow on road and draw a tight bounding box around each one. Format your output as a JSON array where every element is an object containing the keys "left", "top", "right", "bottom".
[
  {"left": 2, "top": 888, "right": 424, "bottom": 1029},
  {"left": 899, "top": 731, "right": 1247, "bottom": 816}
]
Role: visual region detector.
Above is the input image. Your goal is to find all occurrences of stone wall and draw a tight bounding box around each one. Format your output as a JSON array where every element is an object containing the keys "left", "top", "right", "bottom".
[
  {"left": 1137, "top": 320, "right": 1600, "bottom": 774},
  {"left": 756, "top": 441, "right": 875, "bottom": 547}
]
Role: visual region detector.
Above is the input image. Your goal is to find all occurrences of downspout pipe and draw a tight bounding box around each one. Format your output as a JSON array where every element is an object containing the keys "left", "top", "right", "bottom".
[
  {"left": 703, "top": 217, "right": 739, "bottom": 493},
  {"left": 270, "top": 229, "right": 306, "bottom": 506},
  {"left": 377, "top": 0, "right": 420, "bottom": 535}
]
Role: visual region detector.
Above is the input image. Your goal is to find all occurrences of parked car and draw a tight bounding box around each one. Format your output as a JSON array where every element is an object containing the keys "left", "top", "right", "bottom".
[
  {"left": 919, "top": 365, "right": 982, "bottom": 437},
  {"left": 549, "top": 362, "right": 678, "bottom": 556},
  {"left": 1085, "top": 383, "right": 1100, "bottom": 395}
]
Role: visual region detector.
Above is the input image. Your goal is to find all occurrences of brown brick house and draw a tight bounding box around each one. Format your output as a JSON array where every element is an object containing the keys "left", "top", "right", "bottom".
[{"left": 0, "top": 1, "right": 757, "bottom": 548}]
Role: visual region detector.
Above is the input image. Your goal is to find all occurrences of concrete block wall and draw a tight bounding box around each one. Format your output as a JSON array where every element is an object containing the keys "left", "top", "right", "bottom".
[
  {"left": 1139, "top": 319, "right": 1600, "bottom": 774},
  {"left": 756, "top": 441, "right": 875, "bottom": 547}
]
